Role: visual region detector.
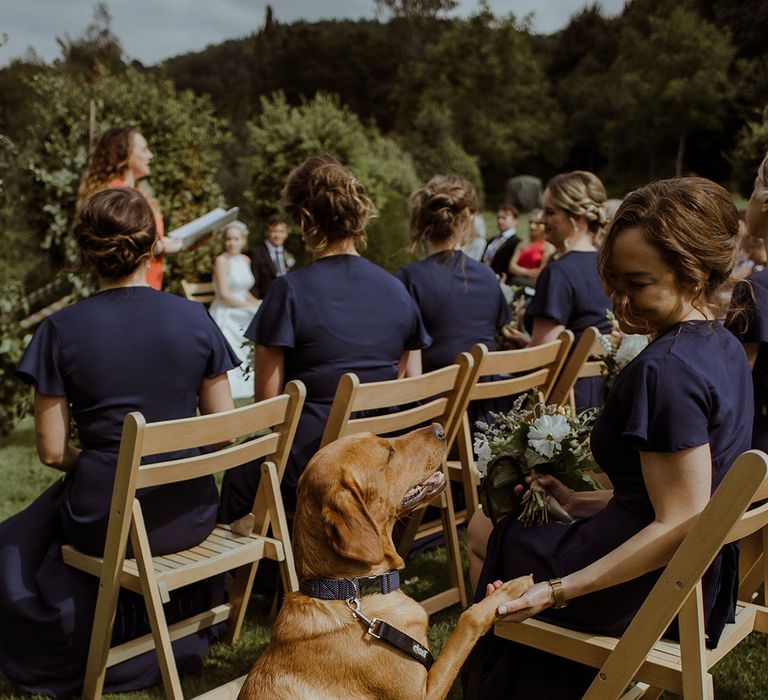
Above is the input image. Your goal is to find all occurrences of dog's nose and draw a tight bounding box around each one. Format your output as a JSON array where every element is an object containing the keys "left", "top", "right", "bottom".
[{"left": 432, "top": 423, "right": 445, "bottom": 441}]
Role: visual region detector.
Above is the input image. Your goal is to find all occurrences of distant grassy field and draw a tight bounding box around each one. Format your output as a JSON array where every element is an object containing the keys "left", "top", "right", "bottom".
[{"left": 0, "top": 419, "right": 765, "bottom": 699}]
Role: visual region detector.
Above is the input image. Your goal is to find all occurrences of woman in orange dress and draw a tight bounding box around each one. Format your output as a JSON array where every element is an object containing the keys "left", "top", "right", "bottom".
[{"left": 77, "top": 127, "right": 182, "bottom": 289}]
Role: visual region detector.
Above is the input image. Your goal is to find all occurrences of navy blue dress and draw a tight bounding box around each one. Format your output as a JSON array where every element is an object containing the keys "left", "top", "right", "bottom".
[
  {"left": 526, "top": 250, "right": 612, "bottom": 409},
  {"left": 0, "top": 287, "right": 239, "bottom": 697},
  {"left": 464, "top": 321, "right": 753, "bottom": 699},
  {"left": 219, "top": 254, "right": 430, "bottom": 517},
  {"left": 395, "top": 251, "right": 511, "bottom": 372},
  {"left": 728, "top": 268, "right": 768, "bottom": 451}
]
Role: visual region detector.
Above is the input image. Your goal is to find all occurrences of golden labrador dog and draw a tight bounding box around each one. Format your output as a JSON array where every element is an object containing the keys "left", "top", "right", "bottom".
[{"left": 239, "top": 424, "right": 531, "bottom": 700}]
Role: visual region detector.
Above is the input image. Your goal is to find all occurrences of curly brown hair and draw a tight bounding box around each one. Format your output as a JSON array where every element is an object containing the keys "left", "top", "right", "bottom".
[
  {"left": 410, "top": 175, "right": 478, "bottom": 250},
  {"left": 74, "top": 188, "right": 157, "bottom": 280},
  {"left": 283, "top": 155, "right": 375, "bottom": 253},
  {"left": 599, "top": 177, "right": 740, "bottom": 328},
  {"left": 77, "top": 127, "right": 138, "bottom": 210},
  {"left": 546, "top": 171, "right": 607, "bottom": 234}
]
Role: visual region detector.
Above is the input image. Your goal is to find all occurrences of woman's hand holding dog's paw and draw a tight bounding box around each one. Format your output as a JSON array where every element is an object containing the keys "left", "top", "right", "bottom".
[{"left": 494, "top": 580, "right": 556, "bottom": 622}]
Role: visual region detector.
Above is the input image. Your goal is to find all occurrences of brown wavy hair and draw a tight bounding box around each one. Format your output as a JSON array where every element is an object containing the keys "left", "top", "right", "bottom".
[
  {"left": 410, "top": 175, "right": 478, "bottom": 251},
  {"left": 599, "top": 177, "right": 740, "bottom": 330},
  {"left": 74, "top": 188, "right": 157, "bottom": 279},
  {"left": 283, "top": 155, "right": 375, "bottom": 253},
  {"left": 77, "top": 127, "right": 137, "bottom": 210}
]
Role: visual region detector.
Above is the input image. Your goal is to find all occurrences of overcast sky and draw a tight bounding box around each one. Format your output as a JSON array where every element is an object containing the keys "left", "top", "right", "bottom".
[{"left": 0, "top": 1, "right": 627, "bottom": 67}]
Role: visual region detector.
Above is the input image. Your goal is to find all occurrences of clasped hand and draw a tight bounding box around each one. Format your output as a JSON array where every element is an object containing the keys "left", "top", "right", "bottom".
[
  {"left": 514, "top": 473, "right": 575, "bottom": 523},
  {"left": 485, "top": 579, "right": 555, "bottom": 622}
]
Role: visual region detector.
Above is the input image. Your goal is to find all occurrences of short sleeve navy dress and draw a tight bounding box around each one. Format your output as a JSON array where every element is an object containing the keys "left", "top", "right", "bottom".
[
  {"left": 395, "top": 251, "right": 511, "bottom": 372},
  {"left": 728, "top": 268, "right": 768, "bottom": 451},
  {"left": 0, "top": 287, "right": 239, "bottom": 697},
  {"left": 526, "top": 250, "right": 612, "bottom": 409},
  {"left": 463, "top": 321, "right": 752, "bottom": 699},
  {"left": 219, "top": 254, "right": 430, "bottom": 518}
]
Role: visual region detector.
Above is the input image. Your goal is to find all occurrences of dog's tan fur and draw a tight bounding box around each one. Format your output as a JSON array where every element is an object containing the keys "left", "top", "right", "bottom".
[{"left": 239, "top": 425, "right": 532, "bottom": 700}]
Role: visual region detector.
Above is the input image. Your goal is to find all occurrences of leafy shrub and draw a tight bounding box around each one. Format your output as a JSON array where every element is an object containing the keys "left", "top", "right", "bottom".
[
  {"left": 732, "top": 104, "right": 768, "bottom": 197},
  {"left": 237, "top": 92, "right": 420, "bottom": 271}
]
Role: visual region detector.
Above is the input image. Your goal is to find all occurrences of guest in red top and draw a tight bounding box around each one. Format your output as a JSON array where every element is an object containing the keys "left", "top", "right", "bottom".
[
  {"left": 506, "top": 207, "right": 554, "bottom": 286},
  {"left": 77, "top": 127, "right": 181, "bottom": 290}
]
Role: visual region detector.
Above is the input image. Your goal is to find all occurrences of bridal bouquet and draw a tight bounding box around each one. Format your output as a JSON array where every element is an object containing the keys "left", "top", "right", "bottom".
[
  {"left": 597, "top": 311, "right": 650, "bottom": 391},
  {"left": 474, "top": 392, "right": 602, "bottom": 527}
]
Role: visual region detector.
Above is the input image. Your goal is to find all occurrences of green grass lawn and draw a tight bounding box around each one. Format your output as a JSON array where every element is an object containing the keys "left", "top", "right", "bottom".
[{"left": 0, "top": 419, "right": 765, "bottom": 699}]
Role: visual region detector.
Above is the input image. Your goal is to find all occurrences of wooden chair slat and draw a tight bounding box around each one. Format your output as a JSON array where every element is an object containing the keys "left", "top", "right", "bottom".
[
  {"left": 353, "top": 365, "right": 460, "bottom": 408},
  {"left": 181, "top": 280, "right": 215, "bottom": 306},
  {"left": 137, "top": 433, "right": 280, "bottom": 489},
  {"left": 337, "top": 398, "right": 450, "bottom": 438},
  {"left": 469, "top": 369, "right": 551, "bottom": 401},
  {"left": 476, "top": 339, "right": 565, "bottom": 377},
  {"left": 141, "top": 395, "right": 290, "bottom": 454}
]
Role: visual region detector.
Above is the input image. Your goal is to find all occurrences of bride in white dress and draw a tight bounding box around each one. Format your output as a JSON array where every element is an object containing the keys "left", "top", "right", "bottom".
[{"left": 209, "top": 222, "right": 260, "bottom": 399}]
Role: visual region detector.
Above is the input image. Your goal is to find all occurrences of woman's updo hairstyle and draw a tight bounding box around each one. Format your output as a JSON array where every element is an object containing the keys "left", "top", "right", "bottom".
[
  {"left": 546, "top": 170, "right": 607, "bottom": 234},
  {"left": 283, "top": 155, "right": 375, "bottom": 253},
  {"left": 599, "top": 177, "right": 740, "bottom": 319},
  {"left": 410, "top": 175, "right": 478, "bottom": 249},
  {"left": 75, "top": 188, "right": 157, "bottom": 280}
]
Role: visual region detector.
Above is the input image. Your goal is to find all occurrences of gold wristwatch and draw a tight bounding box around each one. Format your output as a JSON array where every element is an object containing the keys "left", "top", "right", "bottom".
[{"left": 548, "top": 578, "right": 569, "bottom": 609}]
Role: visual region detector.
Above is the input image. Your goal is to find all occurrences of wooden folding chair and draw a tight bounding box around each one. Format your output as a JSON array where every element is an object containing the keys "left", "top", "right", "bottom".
[
  {"left": 495, "top": 449, "right": 768, "bottom": 699},
  {"left": 447, "top": 331, "right": 574, "bottom": 522},
  {"left": 180, "top": 279, "right": 216, "bottom": 306},
  {"left": 320, "top": 355, "right": 477, "bottom": 615},
  {"left": 61, "top": 381, "right": 306, "bottom": 700},
  {"left": 547, "top": 326, "right": 606, "bottom": 409}
]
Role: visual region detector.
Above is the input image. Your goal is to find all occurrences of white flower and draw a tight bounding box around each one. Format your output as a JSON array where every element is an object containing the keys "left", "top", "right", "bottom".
[
  {"left": 473, "top": 434, "right": 492, "bottom": 477},
  {"left": 527, "top": 413, "right": 571, "bottom": 459},
  {"left": 614, "top": 334, "right": 649, "bottom": 370},
  {"left": 597, "top": 333, "right": 615, "bottom": 354}
]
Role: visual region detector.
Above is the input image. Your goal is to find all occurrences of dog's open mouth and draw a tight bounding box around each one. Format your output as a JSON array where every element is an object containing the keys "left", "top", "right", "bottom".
[{"left": 400, "top": 469, "right": 446, "bottom": 511}]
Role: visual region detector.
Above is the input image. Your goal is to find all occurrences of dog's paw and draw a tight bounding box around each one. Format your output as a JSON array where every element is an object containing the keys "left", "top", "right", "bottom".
[{"left": 490, "top": 575, "right": 534, "bottom": 602}]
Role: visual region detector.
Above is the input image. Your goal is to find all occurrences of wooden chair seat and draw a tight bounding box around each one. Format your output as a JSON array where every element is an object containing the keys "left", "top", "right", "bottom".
[{"left": 62, "top": 523, "right": 290, "bottom": 604}]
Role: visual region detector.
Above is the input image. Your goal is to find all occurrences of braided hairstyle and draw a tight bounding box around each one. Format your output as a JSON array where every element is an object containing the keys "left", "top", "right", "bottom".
[
  {"left": 599, "top": 177, "right": 740, "bottom": 326},
  {"left": 74, "top": 188, "right": 157, "bottom": 280},
  {"left": 410, "top": 175, "right": 478, "bottom": 251},
  {"left": 546, "top": 171, "right": 607, "bottom": 235},
  {"left": 77, "top": 127, "right": 138, "bottom": 211},
  {"left": 283, "top": 155, "right": 375, "bottom": 253}
]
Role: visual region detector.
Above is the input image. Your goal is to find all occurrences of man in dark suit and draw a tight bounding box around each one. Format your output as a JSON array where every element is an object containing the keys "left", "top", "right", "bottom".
[
  {"left": 248, "top": 215, "right": 292, "bottom": 299},
  {"left": 482, "top": 203, "right": 521, "bottom": 281}
]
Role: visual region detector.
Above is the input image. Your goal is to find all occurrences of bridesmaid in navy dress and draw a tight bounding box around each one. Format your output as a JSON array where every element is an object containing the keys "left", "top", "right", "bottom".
[
  {"left": 219, "top": 155, "right": 429, "bottom": 518},
  {"left": 526, "top": 171, "right": 612, "bottom": 410},
  {"left": 395, "top": 174, "right": 511, "bottom": 375},
  {"left": 463, "top": 178, "right": 752, "bottom": 699},
  {"left": 0, "top": 189, "right": 239, "bottom": 696},
  {"left": 728, "top": 151, "right": 768, "bottom": 451}
]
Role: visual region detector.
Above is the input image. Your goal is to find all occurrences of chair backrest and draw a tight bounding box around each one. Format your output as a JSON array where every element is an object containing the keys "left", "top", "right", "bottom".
[
  {"left": 548, "top": 326, "right": 606, "bottom": 408},
  {"left": 320, "top": 354, "right": 476, "bottom": 448},
  {"left": 181, "top": 279, "right": 216, "bottom": 306},
  {"left": 466, "top": 330, "right": 574, "bottom": 404},
  {"left": 103, "top": 381, "right": 306, "bottom": 566},
  {"left": 583, "top": 449, "right": 768, "bottom": 699}
]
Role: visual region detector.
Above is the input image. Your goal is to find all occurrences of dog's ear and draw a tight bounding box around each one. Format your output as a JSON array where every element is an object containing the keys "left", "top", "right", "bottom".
[{"left": 320, "top": 473, "right": 384, "bottom": 565}]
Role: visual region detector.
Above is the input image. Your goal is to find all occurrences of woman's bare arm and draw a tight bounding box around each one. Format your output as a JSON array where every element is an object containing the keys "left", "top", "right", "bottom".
[
  {"left": 255, "top": 345, "right": 285, "bottom": 401},
  {"left": 34, "top": 392, "right": 80, "bottom": 471}
]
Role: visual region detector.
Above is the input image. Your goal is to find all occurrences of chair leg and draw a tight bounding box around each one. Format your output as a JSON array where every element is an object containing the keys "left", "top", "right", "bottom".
[
  {"left": 678, "top": 584, "right": 712, "bottom": 700},
  {"left": 82, "top": 568, "right": 124, "bottom": 699},
  {"left": 131, "top": 504, "right": 184, "bottom": 700},
  {"left": 440, "top": 477, "right": 468, "bottom": 609},
  {"left": 396, "top": 506, "right": 427, "bottom": 559},
  {"left": 261, "top": 461, "right": 298, "bottom": 593},
  {"left": 225, "top": 562, "right": 260, "bottom": 644},
  {"left": 457, "top": 419, "right": 480, "bottom": 521}
]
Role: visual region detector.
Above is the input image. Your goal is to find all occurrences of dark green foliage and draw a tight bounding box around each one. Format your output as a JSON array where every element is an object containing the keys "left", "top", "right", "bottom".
[
  {"left": 731, "top": 105, "right": 768, "bottom": 197},
  {"left": 399, "top": 11, "right": 566, "bottom": 190}
]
